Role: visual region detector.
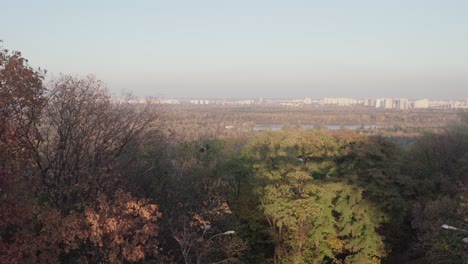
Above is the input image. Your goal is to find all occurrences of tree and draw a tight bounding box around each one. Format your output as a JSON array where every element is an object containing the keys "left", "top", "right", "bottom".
[
  {"left": 404, "top": 119, "right": 468, "bottom": 262},
  {"left": 167, "top": 139, "right": 247, "bottom": 264},
  {"left": 5, "top": 189, "right": 162, "bottom": 264},
  {"left": 0, "top": 41, "right": 46, "bottom": 155},
  {"left": 240, "top": 129, "right": 387, "bottom": 263},
  {"left": 0, "top": 41, "right": 47, "bottom": 262},
  {"left": 129, "top": 137, "right": 248, "bottom": 263},
  {"left": 0, "top": 41, "right": 46, "bottom": 199},
  {"left": 36, "top": 75, "right": 160, "bottom": 213},
  {"left": 337, "top": 134, "right": 415, "bottom": 255}
]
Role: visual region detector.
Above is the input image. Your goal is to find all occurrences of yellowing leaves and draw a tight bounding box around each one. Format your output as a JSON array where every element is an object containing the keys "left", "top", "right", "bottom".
[{"left": 325, "top": 237, "right": 345, "bottom": 252}]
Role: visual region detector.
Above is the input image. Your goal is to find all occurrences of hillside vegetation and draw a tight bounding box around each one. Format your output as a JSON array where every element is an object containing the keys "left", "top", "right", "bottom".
[{"left": 1, "top": 43, "right": 467, "bottom": 263}]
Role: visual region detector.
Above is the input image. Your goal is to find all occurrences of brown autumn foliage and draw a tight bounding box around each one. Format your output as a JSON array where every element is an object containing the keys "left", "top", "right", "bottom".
[
  {"left": 0, "top": 41, "right": 45, "bottom": 198},
  {"left": 1, "top": 189, "right": 162, "bottom": 264},
  {"left": 84, "top": 189, "right": 162, "bottom": 263},
  {"left": 1, "top": 42, "right": 164, "bottom": 263},
  {"left": 0, "top": 42, "right": 46, "bottom": 263},
  {"left": 0, "top": 41, "right": 45, "bottom": 151}
]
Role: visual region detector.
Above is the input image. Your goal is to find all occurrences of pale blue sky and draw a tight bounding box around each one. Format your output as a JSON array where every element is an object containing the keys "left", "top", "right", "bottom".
[{"left": 2, "top": 0, "right": 467, "bottom": 99}]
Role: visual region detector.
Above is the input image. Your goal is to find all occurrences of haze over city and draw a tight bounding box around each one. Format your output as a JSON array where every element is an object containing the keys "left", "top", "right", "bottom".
[{"left": 2, "top": 0, "right": 467, "bottom": 99}]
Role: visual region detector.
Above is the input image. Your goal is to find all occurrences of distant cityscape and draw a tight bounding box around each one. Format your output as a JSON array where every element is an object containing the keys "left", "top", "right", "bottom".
[{"left": 144, "top": 97, "right": 468, "bottom": 109}]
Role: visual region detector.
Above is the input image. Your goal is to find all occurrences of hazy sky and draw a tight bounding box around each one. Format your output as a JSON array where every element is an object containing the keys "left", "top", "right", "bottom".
[{"left": 2, "top": 0, "right": 468, "bottom": 99}]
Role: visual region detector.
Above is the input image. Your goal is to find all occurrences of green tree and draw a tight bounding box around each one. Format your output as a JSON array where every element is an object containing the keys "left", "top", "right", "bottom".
[
  {"left": 241, "top": 130, "right": 387, "bottom": 263},
  {"left": 337, "top": 135, "right": 414, "bottom": 254}
]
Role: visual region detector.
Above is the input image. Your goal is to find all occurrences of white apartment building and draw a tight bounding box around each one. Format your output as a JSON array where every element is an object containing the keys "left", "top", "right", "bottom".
[
  {"left": 323, "top": 98, "right": 357, "bottom": 106},
  {"left": 190, "top": 100, "right": 210, "bottom": 105},
  {"left": 159, "top": 99, "right": 181, "bottom": 104},
  {"left": 383, "top": 98, "right": 393, "bottom": 109},
  {"left": 375, "top": 99, "right": 381, "bottom": 108},
  {"left": 413, "top": 99, "right": 429, "bottom": 109},
  {"left": 395, "top": 98, "right": 409, "bottom": 109}
]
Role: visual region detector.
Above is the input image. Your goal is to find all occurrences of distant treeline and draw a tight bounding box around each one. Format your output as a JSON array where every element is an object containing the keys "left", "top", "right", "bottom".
[
  {"left": 165, "top": 104, "right": 462, "bottom": 126},
  {"left": 163, "top": 104, "right": 461, "bottom": 142}
]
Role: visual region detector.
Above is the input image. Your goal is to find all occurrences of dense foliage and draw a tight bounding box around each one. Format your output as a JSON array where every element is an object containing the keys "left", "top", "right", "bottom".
[{"left": 1, "top": 42, "right": 467, "bottom": 263}]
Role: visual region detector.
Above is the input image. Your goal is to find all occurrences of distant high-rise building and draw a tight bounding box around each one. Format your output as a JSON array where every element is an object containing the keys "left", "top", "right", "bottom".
[
  {"left": 395, "top": 98, "right": 409, "bottom": 109},
  {"left": 413, "top": 99, "right": 429, "bottom": 109},
  {"left": 383, "top": 98, "right": 393, "bottom": 109},
  {"left": 375, "top": 99, "right": 382, "bottom": 108},
  {"left": 363, "top": 99, "right": 376, "bottom": 107},
  {"left": 323, "top": 98, "right": 357, "bottom": 106}
]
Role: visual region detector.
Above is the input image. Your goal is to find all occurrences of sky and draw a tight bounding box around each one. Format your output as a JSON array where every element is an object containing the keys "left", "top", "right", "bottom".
[{"left": 1, "top": 0, "right": 468, "bottom": 99}]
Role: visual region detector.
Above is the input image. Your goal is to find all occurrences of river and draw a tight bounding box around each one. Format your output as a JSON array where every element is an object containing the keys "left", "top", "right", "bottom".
[{"left": 253, "top": 124, "right": 381, "bottom": 131}]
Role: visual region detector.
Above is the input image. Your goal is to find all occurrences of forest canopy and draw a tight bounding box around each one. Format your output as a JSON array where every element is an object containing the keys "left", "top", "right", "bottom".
[{"left": 1, "top": 42, "right": 467, "bottom": 263}]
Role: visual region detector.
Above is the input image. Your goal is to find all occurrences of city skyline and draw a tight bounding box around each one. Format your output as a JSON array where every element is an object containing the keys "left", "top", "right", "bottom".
[
  {"left": 131, "top": 96, "right": 468, "bottom": 110},
  {"left": 2, "top": 1, "right": 468, "bottom": 100}
]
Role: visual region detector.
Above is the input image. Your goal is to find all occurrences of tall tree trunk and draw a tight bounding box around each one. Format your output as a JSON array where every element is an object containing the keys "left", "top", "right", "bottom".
[{"left": 274, "top": 245, "right": 280, "bottom": 264}]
